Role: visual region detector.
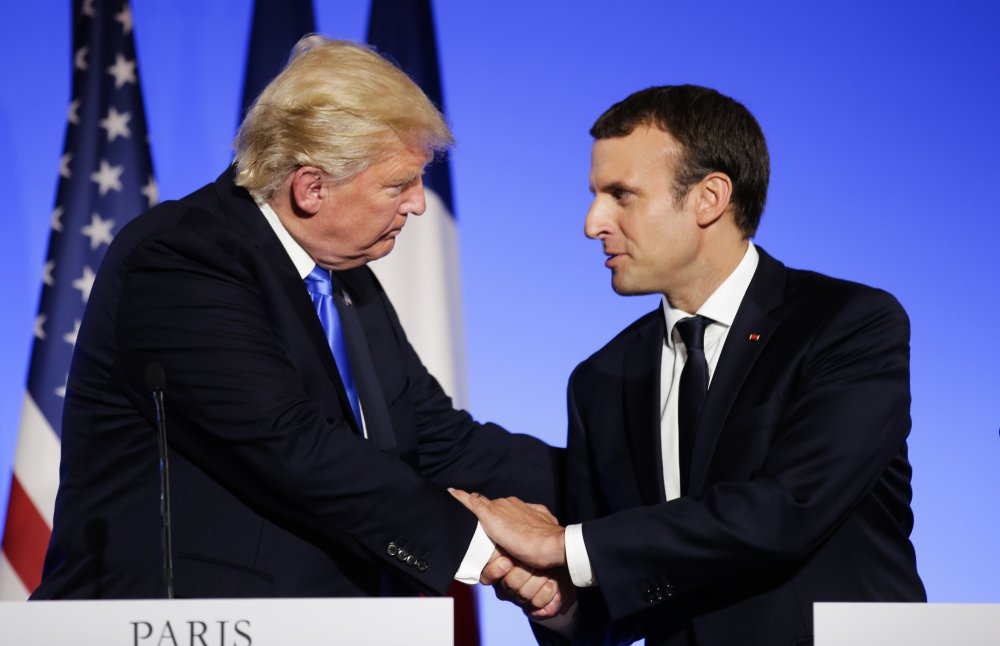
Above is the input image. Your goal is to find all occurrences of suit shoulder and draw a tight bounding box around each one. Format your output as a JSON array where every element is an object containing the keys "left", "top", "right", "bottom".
[
  {"left": 784, "top": 266, "right": 908, "bottom": 321},
  {"left": 779, "top": 266, "right": 911, "bottom": 356},
  {"left": 571, "top": 308, "right": 661, "bottom": 380}
]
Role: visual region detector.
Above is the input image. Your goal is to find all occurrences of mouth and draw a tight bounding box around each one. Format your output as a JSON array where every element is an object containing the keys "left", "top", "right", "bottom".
[
  {"left": 603, "top": 251, "right": 624, "bottom": 268},
  {"left": 385, "top": 222, "right": 406, "bottom": 239}
]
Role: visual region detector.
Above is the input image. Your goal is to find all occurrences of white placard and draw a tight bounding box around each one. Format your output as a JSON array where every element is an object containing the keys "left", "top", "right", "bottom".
[
  {"left": 0, "top": 597, "right": 452, "bottom": 646},
  {"left": 815, "top": 603, "right": 1000, "bottom": 646}
]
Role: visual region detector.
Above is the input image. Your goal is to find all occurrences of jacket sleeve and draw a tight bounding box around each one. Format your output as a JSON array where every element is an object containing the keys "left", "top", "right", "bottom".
[{"left": 358, "top": 268, "right": 563, "bottom": 512}]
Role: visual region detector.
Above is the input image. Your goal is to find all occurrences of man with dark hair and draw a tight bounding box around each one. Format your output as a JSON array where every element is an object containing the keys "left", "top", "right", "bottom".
[{"left": 454, "top": 84, "right": 925, "bottom": 645}]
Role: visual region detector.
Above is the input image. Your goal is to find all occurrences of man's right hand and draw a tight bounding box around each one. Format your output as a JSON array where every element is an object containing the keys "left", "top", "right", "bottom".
[{"left": 480, "top": 548, "right": 575, "bottom": 619}]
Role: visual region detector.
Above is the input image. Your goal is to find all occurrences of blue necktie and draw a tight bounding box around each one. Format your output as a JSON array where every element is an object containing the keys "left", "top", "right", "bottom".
[{"left": 304, "top": 266, "right": 363, "bottom": 429}]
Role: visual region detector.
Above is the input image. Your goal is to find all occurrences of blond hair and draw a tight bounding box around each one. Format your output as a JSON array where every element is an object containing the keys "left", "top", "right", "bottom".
[{"left": 234, "top": 36, "right": 453, "bottom": 200}]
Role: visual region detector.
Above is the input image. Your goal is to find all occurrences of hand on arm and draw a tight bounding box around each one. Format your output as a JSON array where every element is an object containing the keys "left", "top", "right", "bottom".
[
  {"left": 454, "top": 489, "right": 575, "bottom": 618},
  {"left": 450, "top": 488, "right": 568, "bottom": 569}
]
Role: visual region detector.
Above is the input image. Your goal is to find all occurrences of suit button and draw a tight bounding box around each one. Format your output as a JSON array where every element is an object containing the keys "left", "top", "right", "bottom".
[
  {"left": 416, "top": 560, "right": 429, "bottom": 572},
  {"left": 405, "top": 554, "right": 416, "bottom": 566},
  {"left": 397, "top": 548, "right": 409, "bottom": 561},
  {"left": 386, "top": 543, "right": 398, "bottom": 557}
]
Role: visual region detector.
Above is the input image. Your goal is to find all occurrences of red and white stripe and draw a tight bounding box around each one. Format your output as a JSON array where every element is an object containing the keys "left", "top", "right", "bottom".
[{"left": 0, "top": 394, "right": 61, "bottom": 599}]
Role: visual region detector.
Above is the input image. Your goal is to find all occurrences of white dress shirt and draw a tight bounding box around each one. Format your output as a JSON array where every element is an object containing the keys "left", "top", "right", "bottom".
[
  {"left": 565, "top": 242, "right": 759, "bottom": 588},
  {"left": 258, "top": 200, "right": 493, "bottom": 584}
]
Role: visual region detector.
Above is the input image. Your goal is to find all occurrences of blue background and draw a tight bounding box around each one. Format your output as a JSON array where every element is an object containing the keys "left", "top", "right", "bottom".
[{"left": 1, "top": 1, "right": 997, "bottom": 643}]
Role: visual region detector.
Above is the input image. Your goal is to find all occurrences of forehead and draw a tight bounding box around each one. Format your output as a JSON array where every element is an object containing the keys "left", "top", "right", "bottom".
[
  {"left": 374, "top": 146, "right": 431, "bottom": 177},
  {"left": 590, "top": 125, "right": 680, "bottom": 185},
  {"left": 339, "top": 145, "right": 429, "bottom": 189}
]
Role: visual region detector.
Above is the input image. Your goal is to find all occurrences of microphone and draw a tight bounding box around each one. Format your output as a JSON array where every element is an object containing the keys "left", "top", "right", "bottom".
[{"left": 144, "top": 363, "right": 174, "bottom": 599}]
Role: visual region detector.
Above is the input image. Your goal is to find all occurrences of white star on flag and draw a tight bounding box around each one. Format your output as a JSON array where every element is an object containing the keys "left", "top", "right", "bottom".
[
  {"left": 42, "top": 260, "right": 55, "bottom": 286},
  {"left": 99, "top": 107, "right": 131, "bottom": 142},
  {"left": 81, "top": 213, "right": 115, "bottom": 250},
  {"left": 107, "top": 54, "right": 137, "bottom": 89},
  {"left": 82, "top": 0, "right": 95, "bottom": 17},
  {"left": 60, "top": 153, "right": 72, "bottom": 179},
  {"left": 115, "top": 5, "right": 133, "bottom": 35},
  {"left": 63, "top": 321, "right": 81, "bottom": 347},
  {"left": 74, "top": 46, "right": 89, "bottom": 72},
  {"left": 142, "top": 176, "right": 159, "bottom": 206},
  {"left": 68, "top": 99, "right": 80, "bottom": 125},
  {"left": 34, "top": 315, "right": 47, "bottom": 341},
  {"left": 51, "top": 207, "right": 64, "bottom": 233},
  {"left": 71, "top": 266, "right": 96, "bottom": 303},
  {"left": 90, "top": 159, "right": 124, "bottom": 196}
]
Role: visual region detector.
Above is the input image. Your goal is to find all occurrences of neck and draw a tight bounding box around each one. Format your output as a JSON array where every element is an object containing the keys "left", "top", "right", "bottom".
[{"left": 666, "top": 237, "right": 748, "bottom": 313}]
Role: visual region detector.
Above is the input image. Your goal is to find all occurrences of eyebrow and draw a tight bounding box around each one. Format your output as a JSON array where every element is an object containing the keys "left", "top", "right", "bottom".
[
  {"left": 383, "top": 171, "right": 423, "bottom": 189},
  {"left": 591, "top": 180, "right": 637, "bottom": 196}
]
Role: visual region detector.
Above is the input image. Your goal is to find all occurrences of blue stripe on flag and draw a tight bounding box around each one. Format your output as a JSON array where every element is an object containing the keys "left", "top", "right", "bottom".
[
  {"left": 240, "top": 0, "right": 316, "bottom": 118},
  {"left": 367, "top": 0, "right": 455, "bottom": 215}
]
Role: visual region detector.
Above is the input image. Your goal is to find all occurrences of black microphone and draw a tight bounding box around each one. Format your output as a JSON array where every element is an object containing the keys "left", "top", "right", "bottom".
[{"left": 144, "top": 363, "right": 174, "bottom": 599}]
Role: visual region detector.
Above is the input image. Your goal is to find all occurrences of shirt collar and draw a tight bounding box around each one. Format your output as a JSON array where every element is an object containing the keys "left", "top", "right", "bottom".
[
  {"left": 661, "top": 241, "right": 759, "bottom": 346},
  {"left": 256, "top": 198, "right": 316, "bottom": 279}
]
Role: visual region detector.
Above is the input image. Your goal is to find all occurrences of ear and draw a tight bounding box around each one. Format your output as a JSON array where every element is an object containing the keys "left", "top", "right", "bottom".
[
  {"left": 289, "top": 166, "right": 326, "bottom": 216},
  {"left": 693, "top": 171, "right": 733, "bottom": 227}
]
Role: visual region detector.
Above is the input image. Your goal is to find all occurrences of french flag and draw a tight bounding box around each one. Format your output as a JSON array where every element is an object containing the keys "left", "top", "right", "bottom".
[{"left": 367, "top": 1, "right": 478, "bottom": 644}]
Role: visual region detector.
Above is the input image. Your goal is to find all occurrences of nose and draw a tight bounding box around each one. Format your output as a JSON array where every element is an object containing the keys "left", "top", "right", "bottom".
[
  {"left": 584, "top": 197, "right": 610, "bottom": 240},
  {"left": 401, "top": 177, "right": 427, "bottom": 216}
]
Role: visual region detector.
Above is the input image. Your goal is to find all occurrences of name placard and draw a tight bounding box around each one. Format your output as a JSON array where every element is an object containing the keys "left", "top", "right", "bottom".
[
  {"left": 815, "top": 603, "right": 1000, "bottom": 646},
  {"left": 0, "top": 597, "right": 452, "bottom": 646}
]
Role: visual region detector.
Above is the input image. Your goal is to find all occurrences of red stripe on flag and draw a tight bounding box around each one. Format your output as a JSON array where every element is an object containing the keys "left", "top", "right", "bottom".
[
  {"left": 1, "top": 475, "right": 51, "bottom": 593},
  {"left": 449, "top": 580, "right": 481, "bottom": 646}
]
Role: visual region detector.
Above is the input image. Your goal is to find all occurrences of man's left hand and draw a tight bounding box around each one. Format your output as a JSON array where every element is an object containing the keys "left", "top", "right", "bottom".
[{"left": 450, "top": 489, "right": 567, "bottom": 569}]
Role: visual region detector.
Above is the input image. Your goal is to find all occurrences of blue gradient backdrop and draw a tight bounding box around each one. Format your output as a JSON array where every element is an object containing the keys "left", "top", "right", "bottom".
[{"left": 1, "top": 1, "right": 997, "bottom": 643}]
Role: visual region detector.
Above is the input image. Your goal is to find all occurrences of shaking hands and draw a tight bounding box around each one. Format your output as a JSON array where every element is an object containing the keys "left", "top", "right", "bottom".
[{"left": 451, "top": 489, "right": 574, "bottom": 619}]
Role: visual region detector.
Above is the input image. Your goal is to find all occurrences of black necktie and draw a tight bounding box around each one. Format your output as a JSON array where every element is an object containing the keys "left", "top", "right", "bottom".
[{"left": 676, "top": 315, "right": 710, "bottom": 495}]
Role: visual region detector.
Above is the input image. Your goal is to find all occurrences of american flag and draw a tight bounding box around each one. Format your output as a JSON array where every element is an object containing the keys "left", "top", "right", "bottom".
[{"left": 0, "top": 0, "right": 155, "bottom": 598}]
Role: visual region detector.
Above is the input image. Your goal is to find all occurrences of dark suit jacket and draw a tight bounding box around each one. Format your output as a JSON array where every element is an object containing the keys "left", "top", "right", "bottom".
[
  {"left": 33, "top": 169, "right": 560, "bottom": 600},
  {"left": 546, "top": 248, "right": 924, "bottom": 646}
]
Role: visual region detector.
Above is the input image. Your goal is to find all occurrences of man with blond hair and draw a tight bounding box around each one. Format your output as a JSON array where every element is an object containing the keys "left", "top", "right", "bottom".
[{"left": 33, "top": 37, "right": 563, "bottom": 610}]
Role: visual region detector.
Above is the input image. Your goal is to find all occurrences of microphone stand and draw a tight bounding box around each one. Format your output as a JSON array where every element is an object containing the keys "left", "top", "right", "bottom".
[{"left": 147, "top": 364, "right": 174, "bottom": 599}]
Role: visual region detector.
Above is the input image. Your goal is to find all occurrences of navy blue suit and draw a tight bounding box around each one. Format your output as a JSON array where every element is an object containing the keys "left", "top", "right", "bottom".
[
  {"left": 33, "top": 169, "right": 560, "bottom": 599},
  {"left": 545, "top": 248, "right": 924, "bottom": 646}
]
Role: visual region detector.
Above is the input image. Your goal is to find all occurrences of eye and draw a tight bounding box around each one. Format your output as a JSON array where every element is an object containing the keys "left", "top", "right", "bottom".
[
  {"left": 611, "top": 188, "right": 633, "bottom": 204},
  {"left": 385, "top": 176, "right": 420, "bottom": 197}
]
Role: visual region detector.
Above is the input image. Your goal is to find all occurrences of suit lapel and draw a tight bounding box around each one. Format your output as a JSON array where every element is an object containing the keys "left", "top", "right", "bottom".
[
  {"left": 209, "top": 169, "right": 362, "bottom": 435},
  {"left": 687, "top": 248, "right": 786, "bottom": 495},
  {"left": 623, "top": 314, "right": 668, "bottom": 505},
  {"left": 330, "top": 272, "right": 397, "bottom": 454}
]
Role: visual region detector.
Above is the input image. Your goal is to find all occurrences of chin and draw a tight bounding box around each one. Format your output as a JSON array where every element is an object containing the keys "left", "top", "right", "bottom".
[
  {"left": 612, "top": 276, "right": 654, "bottom": 297},
  {"left": 381, "top": 237, "right": 397, "bottom": 255}
]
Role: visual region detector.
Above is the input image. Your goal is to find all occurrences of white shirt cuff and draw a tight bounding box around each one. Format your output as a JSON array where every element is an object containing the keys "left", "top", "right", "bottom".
[
  {"left": 454, "top": 522, "right": 495, "bottom": 585},
  {"left": 565, "top": 523, "right": 596, "bottom": 587}
]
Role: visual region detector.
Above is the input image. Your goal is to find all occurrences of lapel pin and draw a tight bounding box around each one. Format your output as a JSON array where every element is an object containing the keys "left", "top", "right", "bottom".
[{"left": 748, "top": 333, "right": 761, "bottom": 341}]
